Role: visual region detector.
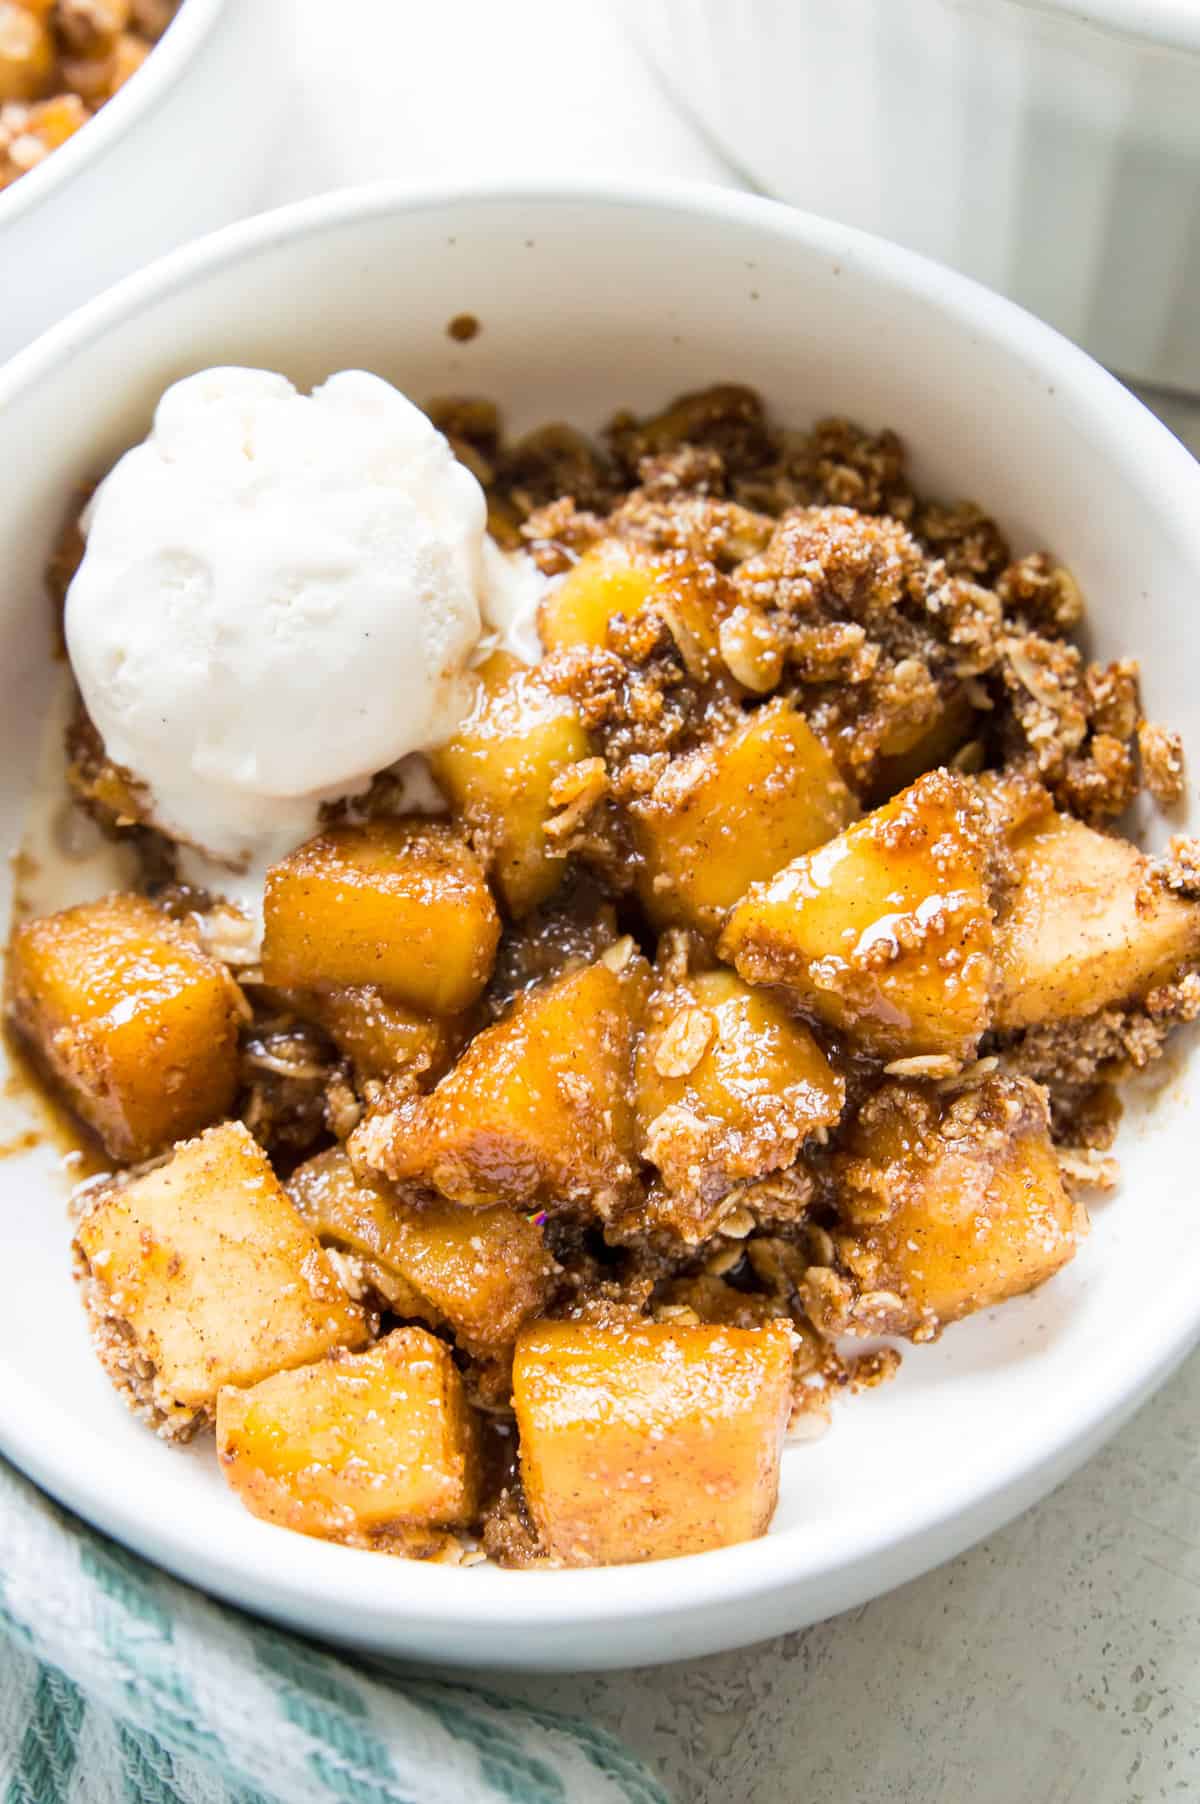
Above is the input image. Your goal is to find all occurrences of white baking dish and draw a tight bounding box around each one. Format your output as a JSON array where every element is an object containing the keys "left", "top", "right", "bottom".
[{"left": 627, "top": 0, "right": 1200, "bottom": 391}]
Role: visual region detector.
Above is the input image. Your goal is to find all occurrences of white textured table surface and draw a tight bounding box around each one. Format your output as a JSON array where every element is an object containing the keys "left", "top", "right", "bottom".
[{"left": 127, "top": 3, "right": 1200, "bottom": 1797}]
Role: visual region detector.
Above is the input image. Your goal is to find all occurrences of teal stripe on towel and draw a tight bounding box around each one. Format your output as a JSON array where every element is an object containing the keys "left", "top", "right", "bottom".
[{"left": 4, "top": 1666, "right": 84, "bottom": 1804}]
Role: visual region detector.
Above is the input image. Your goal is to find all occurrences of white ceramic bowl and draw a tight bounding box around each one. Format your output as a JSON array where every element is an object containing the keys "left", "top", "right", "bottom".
[
  {"left": 2, "top": 180, "right": 1199, "bottom": 1672},
  {"left": 0, "top": 0, "right": 275, "bottom": 364},
  {"left": 626, "top": 0, "right": 1200, "bottom": 392}
]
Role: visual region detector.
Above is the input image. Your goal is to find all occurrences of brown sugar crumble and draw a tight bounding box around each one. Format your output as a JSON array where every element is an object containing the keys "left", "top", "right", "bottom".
[
  {"left": 10, "top": 379, "right": 1200, "bottom": 1570},
  {"left": 1139, "top": 719, "right": 1186, "bottom": 806}
]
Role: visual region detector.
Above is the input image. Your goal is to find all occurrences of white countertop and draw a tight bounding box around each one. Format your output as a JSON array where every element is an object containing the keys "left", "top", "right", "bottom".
[{"left": 227, "top": 4, "right": 1200, "bottom": 1796}]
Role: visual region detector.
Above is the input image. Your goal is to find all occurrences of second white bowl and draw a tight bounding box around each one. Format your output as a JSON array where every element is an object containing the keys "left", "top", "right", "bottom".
[
  {"left": 1, "top": 0, "right": 276, "bottom": 364},
  {"left": 628, "top": 0, "right": 1200, "bottom": 392}
]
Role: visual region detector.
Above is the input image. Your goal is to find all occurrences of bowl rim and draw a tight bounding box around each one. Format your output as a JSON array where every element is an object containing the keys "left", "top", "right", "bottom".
[
  {"left": 0, "top": 0, "right": 229, "bottom": 229},
  {"left": 4, "top": 174, "right": 1200, "bottom": 1646},
  {"left": 1011, "top": 0, "right": 1200, "bottom": 53}
]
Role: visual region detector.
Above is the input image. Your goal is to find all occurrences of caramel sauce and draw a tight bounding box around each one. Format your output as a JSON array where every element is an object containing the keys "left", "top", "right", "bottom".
[
  {"left": 8, "top": 846, "right": 42, "bottom": 927},
  {"left": 0, "top": 1128, "right": 40, "bottom": 1161},
  {"left": 1, "top": 1021, "right": 108, "bottom": 1181}
]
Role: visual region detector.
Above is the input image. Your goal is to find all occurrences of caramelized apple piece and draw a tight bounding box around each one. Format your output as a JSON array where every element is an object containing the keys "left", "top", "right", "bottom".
[
  {"left": 74, "top": 1122, "right": 368, "bottom": 1435},
  {"left": 539, "top": 539, "right": 732, "bottom": 677},
  {"left": 262, "top": 819, "right": 500, "bottom": 1015},
  {"left": 18, "top": 90, "right": 89, "bottom": 152},
  {"left": 351, "top": 954, "right": 650, "bottom": 1216},
  {"left": 52, "top": 0, "right": 131, "bottom": 55},
  {"left": 109, "top": 29, "right": 148, "bottom": 90},
  {"left": 289, "top": 985, "right": 467, "bottom": 1084},
  {"left": 539, "top": 539, "right": 661, "bottom": 650},
  {"left": 867, "top": 687, "right": 977, "bottom": 803},
  {"left": 807, "top": 1073, "right": 1086, "bottom": 1340},
  {"left": 513, "top": 1318, "right": 793, "bottom": 1564},
  {"left": 430, "top": 649, "right": 591, "bottom": 916},
  {"left": 720, "top": 769, "right": 994, "bottom": 1061},
  {"left": 635, "top": 969, "right": 843, "bottom": 1233},
  {"left": 0, "top": 4, "right": 54, "bottom": 103},
  {"left": 632, "top": 699, "right": 858, "bottom": 933},
  {"left": 7, "top": 892, "right": 244, "bottom": 1161},
  {"left": 994, "top": 810, "right": 1200, "bottom": 1029},
  {"left": 217, "top": 1328, "right": 479, "bottom": 1547},
  {"left": 289, "top": 1147, "right": 554, "bottom": 1350}
]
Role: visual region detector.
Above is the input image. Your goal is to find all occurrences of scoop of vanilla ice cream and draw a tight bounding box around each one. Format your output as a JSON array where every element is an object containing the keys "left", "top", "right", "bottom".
[{"left": 64, "top": 367, "right": 543, "bottom": 869}]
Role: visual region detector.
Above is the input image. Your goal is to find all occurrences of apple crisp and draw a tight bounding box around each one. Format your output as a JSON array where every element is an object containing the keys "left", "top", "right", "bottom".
[{"left": 7, "top": 381, "right": 1199, "bottom": 1568}]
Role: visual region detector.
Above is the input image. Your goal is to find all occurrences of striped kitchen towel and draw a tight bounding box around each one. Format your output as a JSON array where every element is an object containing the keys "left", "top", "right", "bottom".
[{"left": 0, "top": 1459, "right": 670, "bottom": 1804}]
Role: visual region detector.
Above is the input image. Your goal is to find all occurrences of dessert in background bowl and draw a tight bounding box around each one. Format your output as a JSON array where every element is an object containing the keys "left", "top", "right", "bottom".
[
  {"left": 2, "top": 182, "right": 1200, "bottom": 1670},
  {"left": 0, "top": 0, "right": 274, "bottom": 363},
  {"left": 0, "top": 0, "right": 179, "bottom": 191}
]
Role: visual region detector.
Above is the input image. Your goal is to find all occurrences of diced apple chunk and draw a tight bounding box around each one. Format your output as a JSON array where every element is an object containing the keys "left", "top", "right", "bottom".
[
  {"left": 217, "top": 1328, "right": 479, "bottom": 1547},
  {"left": 0, "top": 7, "right": 54, "bottom": 105},
  {"left": 430, "top": 650, "right": 591, "bottom": 916},
  {"left": 351, "top": 955, "right": 650, "bottom": 1216},
  {"left": 720, "top": 769, "right": 994, "bottom": 1060},
  {"left": 6, "top": 892, "right": 244, "bottom": 1161},
  {"left": 867, "top": 687, "right": 977, "bottom": 803},
  {"left": 261, "top": 819, "right": 500, "bottom": 1015},
  {"left": 539, "top": 540, "right": 732, "bottom": 677},
  {"left": 635, "top": 970, "right": 843, "bottom": 1233},
  {"left": 289, "top": 1147, "right": 554, "bottom": 1350},
  {"left": 808, "top": 1073, "right": 1086, "bottom": 1339},
  {"left": 74, "top": 1122, "right": 369, "bottom": 1434},
  {"left": 513, "top": 1318, "right": 793, "bottom": 1565},
  {"left": 540, "top": 541, "right": 660, "bottom": 651},
  {"left": 994, "top": 810, "right": 1200, "bottom": 1029},
  {"left": 289, "top": 985, "right": 466, "bottom": 1084},
  {"left": 632, "top": 699, "right": 858, "bottom": 934}
]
